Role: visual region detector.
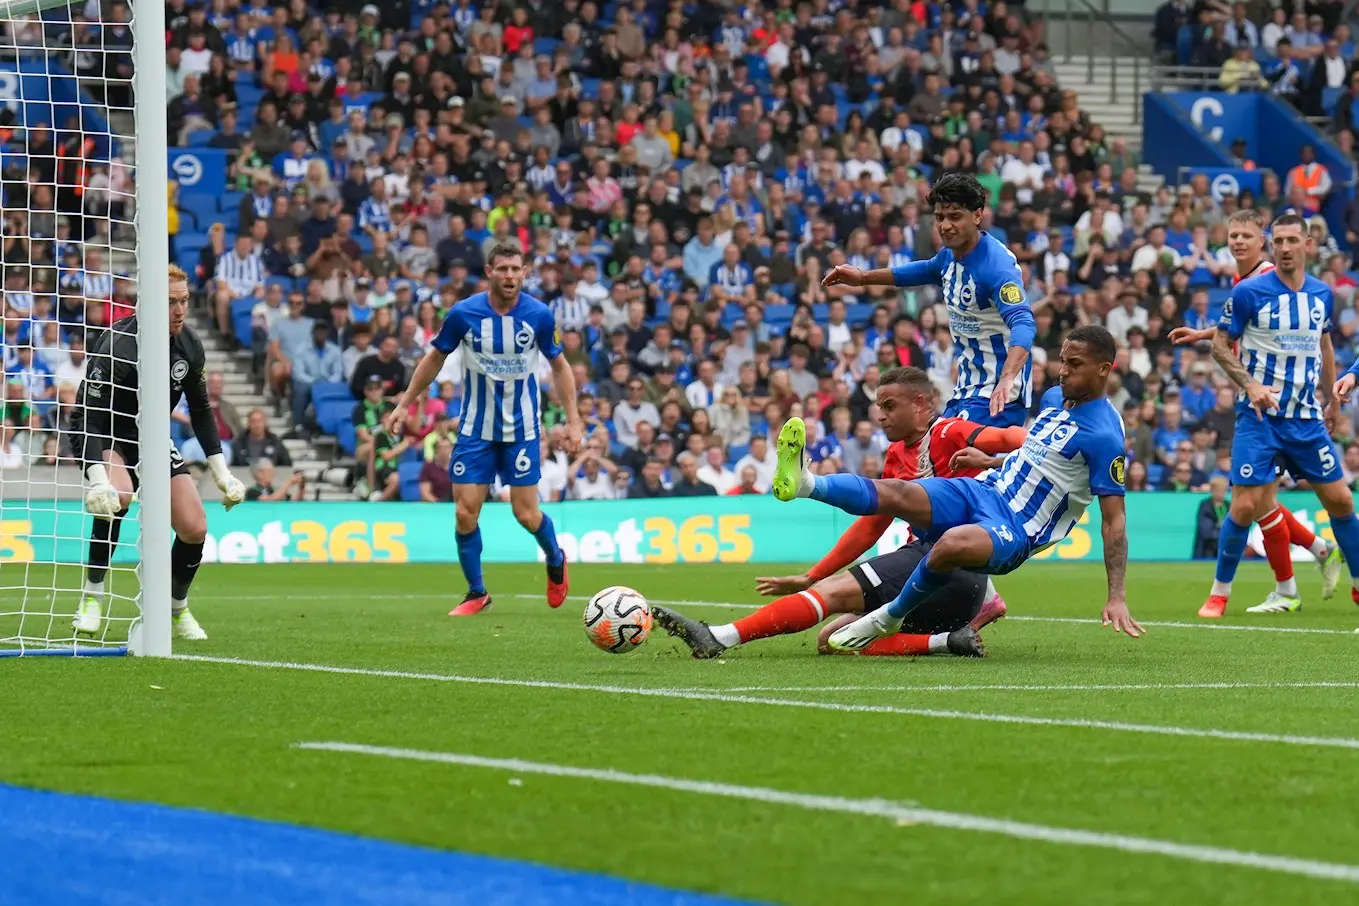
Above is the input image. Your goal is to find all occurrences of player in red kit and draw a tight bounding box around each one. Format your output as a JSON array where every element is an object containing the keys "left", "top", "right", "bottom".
[
  {"left": 1169, "top": 209, "right": 1342, "bottom": 617},
  {"left": 653, "top": 367, "right": 1027, "bottom": 659}
]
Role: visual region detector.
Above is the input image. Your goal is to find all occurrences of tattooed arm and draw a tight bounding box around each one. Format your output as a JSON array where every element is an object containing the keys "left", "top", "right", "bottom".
[
  {"left": 1098, "top": 494, "right": 1142, "bottom": 637},
  {"left": 1212, "top": 327, "right": 1278, "bottom": 417}
]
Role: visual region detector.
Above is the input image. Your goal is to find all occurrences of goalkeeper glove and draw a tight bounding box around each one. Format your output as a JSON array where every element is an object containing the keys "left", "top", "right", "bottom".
[
  {"left": 207, "top": 453, "right": 246, "bottom": 510},
  {"left": 84, "top": 464, "right": 122, "bottom": 522}
]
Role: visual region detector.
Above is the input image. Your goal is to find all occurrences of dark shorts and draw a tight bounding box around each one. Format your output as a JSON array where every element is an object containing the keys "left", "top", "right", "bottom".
[
  {"left": 111, "top": 440, "right": 192, "bottom": 489},
  {"left": 848, "top": 541, "right": 989, "bottom": 634}
]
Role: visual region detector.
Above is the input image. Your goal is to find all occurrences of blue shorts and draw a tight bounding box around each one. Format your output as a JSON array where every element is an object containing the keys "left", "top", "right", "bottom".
[
  {"left": 942, "top": 398, "right": 1029, "bottom": 429},
  {"left": 915, "top": 476, "right": 1031, "bottom": 574},
  {"left": 450, "top": 435, "right": 540, "bottom": 486},
  {"left": 1230, "top": 412, "right": 1342, "bottom": 487}
]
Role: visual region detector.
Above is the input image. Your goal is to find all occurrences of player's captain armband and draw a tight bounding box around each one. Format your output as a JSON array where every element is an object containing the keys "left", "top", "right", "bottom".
[
  {"left": 999, "top": 282, "right": 1023, "bottom": 305},
  {"left": 1110, "top": 456, "right": 1126, "bottom": 486}
]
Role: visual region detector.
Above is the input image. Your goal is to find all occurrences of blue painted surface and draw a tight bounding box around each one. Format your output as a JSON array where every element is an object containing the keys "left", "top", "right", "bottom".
[{"left": 0, "top": 784, "right": 760, "bottom": 906}]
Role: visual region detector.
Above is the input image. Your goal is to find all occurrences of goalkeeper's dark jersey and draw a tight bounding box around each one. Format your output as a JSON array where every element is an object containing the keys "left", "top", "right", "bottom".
[{"left": 72, "top": 316, "right": 221, "bottom": 467}]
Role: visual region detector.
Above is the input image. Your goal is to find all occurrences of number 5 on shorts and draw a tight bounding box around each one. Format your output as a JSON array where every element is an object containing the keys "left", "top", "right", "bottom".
[{"left": 1318, "top": 445, "right": 1337, "bottom": 474}]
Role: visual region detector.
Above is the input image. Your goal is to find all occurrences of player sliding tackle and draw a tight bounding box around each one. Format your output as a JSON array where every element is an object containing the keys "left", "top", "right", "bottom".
[
  {"left": 1169, "top": 209, "right": 1340, "bottom": 616},
  {"left": 653, "top": 366, "right": 1025, "bottom": 659},
  {"left": 772, "top": 326, "right": 1141, "bottom": 651},
  {"left": 73, "top": 265, "right": 246, "bottom": 640},
  {"left": 387, "top": 244, "right": 582, "bottom": 615},
  {"left": 1204, "top": 214, "right": 1359, "bottom": 616}
]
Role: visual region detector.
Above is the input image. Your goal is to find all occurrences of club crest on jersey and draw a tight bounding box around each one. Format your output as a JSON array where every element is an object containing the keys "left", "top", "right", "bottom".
[
  {"left": 171, "top": 360, "right": 189, "bottom": 382},
  {"left": 1110, "top": 455, "right": 1126, "bottom": 486},
  {"left": 514, "top": 322, "right": 535, "bottom": 351},
  {"left": 1051, "top": 423, "right": 1077, "bottom": 446},
  {"left": 999, "top": 282, "right": 1023, "bottom": 305},
  {"left": 1312, "top": 297, "right": 1327, "bottom": 326}
]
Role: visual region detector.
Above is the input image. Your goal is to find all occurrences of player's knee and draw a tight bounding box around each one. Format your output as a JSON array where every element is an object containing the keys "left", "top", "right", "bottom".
[
  {"left": 1318, "top": 482, "right": 1355, "bottom": 517},
  {"left": 816, "top": 615, "right": 856, "bottom": 654},
  {"left": 175, "top": 514, "right": 207, "bottom": 544},
  {"left": 813, "top": 574, "right": 862, "bottom": 614},
  {"left": 927, "top": 532, "right": 971, "bottom": 569},
  {"left": 454, "top": 503, "right": 479, "bottom": 533}
]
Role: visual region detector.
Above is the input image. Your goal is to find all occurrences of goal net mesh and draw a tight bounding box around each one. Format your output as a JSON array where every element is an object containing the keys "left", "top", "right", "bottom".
[{"left": 0, "top": 0, "right": 148, "bottom": 654}]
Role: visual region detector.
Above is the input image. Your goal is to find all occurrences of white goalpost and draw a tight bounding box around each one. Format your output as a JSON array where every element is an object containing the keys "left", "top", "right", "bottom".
[{"left": 0, "top": 0, "right": 170, "bottom": 656}]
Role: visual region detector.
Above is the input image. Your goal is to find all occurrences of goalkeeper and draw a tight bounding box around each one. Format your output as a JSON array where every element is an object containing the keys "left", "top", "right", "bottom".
[{"left": 71, "top": 265, "right": 245, "bottom": 640}]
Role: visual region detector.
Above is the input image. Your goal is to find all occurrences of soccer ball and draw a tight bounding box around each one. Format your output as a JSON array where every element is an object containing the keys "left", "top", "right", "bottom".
[{"left": 583, "top": 586, "right": 652, "bottom": 653}]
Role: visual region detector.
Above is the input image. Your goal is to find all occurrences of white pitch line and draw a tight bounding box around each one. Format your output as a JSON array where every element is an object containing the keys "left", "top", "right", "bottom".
[
  {"left": 296, "top": 740, "right": 1359, "bottom": 885},
  {"left": 713, "top": 681, "right": 1359, "bottom": 693},
  {"left": 174, "top": 654, "right": 1359, "bottom": 752},
  {"left": 191, "top": 591, "right": 1359, "bottom": 635}
]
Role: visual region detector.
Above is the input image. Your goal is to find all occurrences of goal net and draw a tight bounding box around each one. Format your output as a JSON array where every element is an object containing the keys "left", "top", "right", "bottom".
[{"left": 0, "top": 0, "right": 171, "bottom": 656}]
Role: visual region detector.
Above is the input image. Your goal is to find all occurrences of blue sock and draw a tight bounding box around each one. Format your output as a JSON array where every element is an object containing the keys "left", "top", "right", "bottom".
[
  {"left": 532, "top": 513, "right": 564, "bottom": 567},
  {"left": 1214, "top": 515, "right": 1252, "bottom": 586},
  {"left": 456, "top": 529, "right": 485, "bottom": 594},
  {"left": 809, "top": 474, "right": 879, "bottom": 515},
  {"left": 1327, "top": 513, "right": 1359, "bottom": 583},
  {"left": 886, "top": 559, "right": 952, "bottom": 620}
]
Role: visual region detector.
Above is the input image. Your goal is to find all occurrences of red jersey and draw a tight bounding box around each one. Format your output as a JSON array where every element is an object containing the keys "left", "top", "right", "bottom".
[{"left": 881, "top": 417, "right": 992, "bottom": 481}]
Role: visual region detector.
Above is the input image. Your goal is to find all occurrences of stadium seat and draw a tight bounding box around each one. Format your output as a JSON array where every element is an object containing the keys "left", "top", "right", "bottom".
[
  {"left": 398, "top": 461, "right": 424, "bottom": 501},
  {"left": 317, "top": 399, "right": 353, "bottom": 435},
  {"left": 846, "top": 303, "right": 876, "bottom": 326},
  {"left": 183, "top": 130, "right": 214, "bottom": 148},
  {"left": 727, "top": 443, "right": 749, "bottom": 463},
  {"left": 311, "top": 381, "right": 353, "bottom": 405},
  {"left": 230, "top": 296, "right": 258, "bottom": 347},
  {"left": 219, "top": 190, "right": 244, "bottom": 213},
  {"left": 1147, "top": 464, "right": 1165, "bottom": 487},
  {"left": 180, "top": 193, "right": 217, "bottom": 227},
  {"left": 266, "top": 275, "right": 295, "bottom": 293},
  {"left": 335, "top": 420, "right": 357, "bottom": 455}
]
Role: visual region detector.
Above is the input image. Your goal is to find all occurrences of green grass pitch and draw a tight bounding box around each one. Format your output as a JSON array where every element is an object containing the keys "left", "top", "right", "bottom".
[{"left": 4, "top": 559, "right": 1359, "bottom": 905}]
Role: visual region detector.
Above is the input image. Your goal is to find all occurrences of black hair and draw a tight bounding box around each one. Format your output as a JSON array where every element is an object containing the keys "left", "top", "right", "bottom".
[
  {"left": 880, "top": 365, "right": 934, "bottom": 391},
  {"left": 926, "top": 172, "right": 988, "bottom": 212},
  {"left": 1065, "top": 325, "right": 1117, "bottom": 364},
  {"left": 1272, "top": 212, "right": 1307, "bottom": 233}
]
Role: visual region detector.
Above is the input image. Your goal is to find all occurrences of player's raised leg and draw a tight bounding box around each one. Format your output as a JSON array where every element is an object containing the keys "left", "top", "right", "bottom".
[
  {"left": 74, "top": 449, "right": 136, "bottom": 635},
  {"left": 451, "top": 480, "right": 493, "bottom": 615},
  {"left": 167, "top": 471, "right": 209, "bottom": 640}
]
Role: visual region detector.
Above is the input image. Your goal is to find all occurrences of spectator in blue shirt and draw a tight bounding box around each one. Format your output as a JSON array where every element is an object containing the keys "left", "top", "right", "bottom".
[
  {"left": 291, "top": 320, "right": 343, "bottom": 435},
  {"left": 1152, "top": 399, "right": 1192, "bottom": 466},
  {"left": 683, "top": 218, "right": 723, "bottom": 288},
  {"left": 1179, "top": 362, "right": 1216, "bottom": 424}
]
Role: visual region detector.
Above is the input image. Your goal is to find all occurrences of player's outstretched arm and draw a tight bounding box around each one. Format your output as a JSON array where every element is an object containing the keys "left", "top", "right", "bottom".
[
  {"left": 1168, "top": 326, "right": 1214, "bottom": 345},
  {"left": 385, "top": 348, "right": 447, "bottom": 435},
  {"left": 1098, "top": 494, "right": 1142, "bottom": 638}
]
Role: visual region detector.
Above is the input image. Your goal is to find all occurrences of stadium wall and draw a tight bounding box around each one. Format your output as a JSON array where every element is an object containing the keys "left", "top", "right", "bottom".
[{"left": 0, "top": 494, "right": 1335, "bottom": 566}]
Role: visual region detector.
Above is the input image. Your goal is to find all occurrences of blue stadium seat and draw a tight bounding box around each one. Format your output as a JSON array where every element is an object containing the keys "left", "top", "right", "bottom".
[
  {"left": 230, "top": 297, "right": 258, "bottom": 347},
  {"left": 219, "top": 190, "right": 244, "bottom": 213},
  {"left": 727, "top": 443, "right": 749, "bottom": 463},
  {"left": 749, "top": 416, "right": 769, "bottom": 438},
  {"left": 533, "top": 37, "right": 561, "bottom": 55},
  {"left": 399, "top": 461, "right": 424, "bottom": 501},
  {"left": 1147, "top": 463, "right": 1165, "bottom": 487},
  {"left": 180, "top": 193, "right": 217, "bottom": 226},
  {"left": 266, "top": 275, "right": 295, "bottom": 293},
  {"left": 335, "top": 420, "right": 357, "bottom": 455},
  {"left": 1323, "top": 86, "right": 1345, "bottom": 116},
  {"left": 580, "top": 77, "right": 601, "bottom": 99},
  {"left": 846, "top": 303, "right": 876, "bottom": 325},
  {"left": 183, "top": 130, "right": 214, "bottom": 148},
  {"left": 311, "top": 381, "right": 352, "bottom": 405},
  {"left": 317, "top": 399, "right": 353, "bottom": 435}
]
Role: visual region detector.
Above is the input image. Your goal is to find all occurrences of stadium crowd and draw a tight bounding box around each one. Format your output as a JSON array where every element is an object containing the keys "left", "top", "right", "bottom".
[{"left": 3, "top": 0, "right": 1359, "bottom": 506}]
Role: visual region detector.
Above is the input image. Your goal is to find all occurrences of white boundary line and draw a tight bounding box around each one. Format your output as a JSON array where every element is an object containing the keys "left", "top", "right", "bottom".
[
  {"left": 175, "top": 654, "right": 1359, "bottom": 751},
  {"left": 712, "top": 681, "right": 1359, "bottom": 693},
  {"left": 191, "top": 592, "right": 1359, "bottom": 635},
  {"left": 295, "top": 740, "right": 1359, "bottom": 885}
]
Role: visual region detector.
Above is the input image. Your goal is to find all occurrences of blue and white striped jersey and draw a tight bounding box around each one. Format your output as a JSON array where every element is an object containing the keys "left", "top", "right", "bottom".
[
  {"left": 432, "top": 291, "right": 562, "bottom": 443},
  {"left": 890, "top": 232, "right": 1036, "bottom": 408},
  {"left": 982, "top": 385, "right": 1126, "bottom": 550},
  {"left": 1219, "top": 270, "right": 1333, "bottom": 420}
]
